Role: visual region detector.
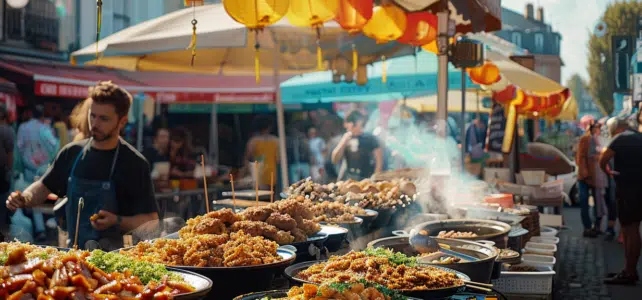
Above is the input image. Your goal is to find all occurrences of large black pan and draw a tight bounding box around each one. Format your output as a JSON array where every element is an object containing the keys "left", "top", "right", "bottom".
[
  {"left": 284, "top": 260, "right": 469, "bottom": 299},
  {"left": 410, "top": 219, "right": 512, "bottom": 249},
  {"left": 233, "top": 289, "right": 423, "bottom": 300}
]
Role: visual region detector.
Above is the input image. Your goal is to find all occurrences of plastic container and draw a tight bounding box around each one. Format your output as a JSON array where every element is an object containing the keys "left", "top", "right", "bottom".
[
  {"left": 521, "top": 254, "right": 556, "bottom": 268},
  {"left": 523, "top": 242, "right": 557, "bottom": 256},
  {"left": 483, "top": 194, "right": 514, "bottom": 208},
  {"left": 539, "top": 226, "right": 558, "bottom": 237},
  {"left": 531, "top": 180, "right": 564, "bottom": 199},
  {"left": 492, "top": 265, "right": 555, "bottom": 295},
  {"left": 529, "top": 236, "right": 560, "bottom": 245}
]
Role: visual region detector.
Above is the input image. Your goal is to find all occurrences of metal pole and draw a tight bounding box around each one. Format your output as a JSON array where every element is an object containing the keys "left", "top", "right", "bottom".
[
  {"left": 461, "top": 68, "right": 466, "bottom": 170},
  {"left": 436, "top": 0, "right": 450, "bottom": 138},
  {"left": 209, "top": 103, "right": 219, "bottom": 166},
  {"left": 273, "top": 46, "right": 290, "bottom": 190}
]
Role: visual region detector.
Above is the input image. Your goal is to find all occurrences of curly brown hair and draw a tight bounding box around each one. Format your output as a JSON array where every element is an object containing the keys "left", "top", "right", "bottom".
[{"left": 88, "top": 81, "right": 132, "bottom": 118}]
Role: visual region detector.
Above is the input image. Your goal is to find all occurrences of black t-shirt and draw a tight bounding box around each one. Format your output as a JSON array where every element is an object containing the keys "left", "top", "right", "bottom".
[
  {"left": 607, "top": 130, "right": 642, "bottom": 186},
  {"left": 41, "top": 139, "right": 158, "bottom": 218},
  {"left": 343, "top": 133, "right": 380, "bottom": 179},
  {"left": 142, "top": 147, "right": 169, "bottom": 167}
]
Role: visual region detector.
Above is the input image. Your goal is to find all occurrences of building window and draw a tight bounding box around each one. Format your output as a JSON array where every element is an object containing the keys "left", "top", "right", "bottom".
[
  {"left": 535, "top": 33, "right": 544, "bottom": 53},
  {"left": 511, "top": 32, "right": 522, "bottom": 47},
  {"left": 113, "top": 0, "right": 131, "bottom": 33},
  {"left": 553, "top": 36, "right": 559, "bottom": 53}
]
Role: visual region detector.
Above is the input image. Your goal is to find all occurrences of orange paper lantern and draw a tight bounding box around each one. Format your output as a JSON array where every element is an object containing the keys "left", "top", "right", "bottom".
[
  {"left": 362, "top": 4, "right": 407, "bottom": 43},
  {"left": 467, "top": 61, "right": 501, "bottom": 85},
  {"left": 335, "top": 0, "right": 373, "bottom": 33},
  {"left": 224, "top": 0, "right": 289, "bottom": 29},
  {"left": 397, "top": 12, "right": 437, "bottom": 46},
  {"left": 184, "top": 0, "right": 204, "bottom": 6}
]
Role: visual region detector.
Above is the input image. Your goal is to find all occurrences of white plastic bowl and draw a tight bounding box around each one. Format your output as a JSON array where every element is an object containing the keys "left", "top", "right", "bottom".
[
  {"left": 540, "top": 226, "right": 559, "bottom": 237},
  {"left": 523, "top": 242, "right": 557, "bottom": 256},
  {"left": 521, "top": 254, "right": 556, "bottom": 268},
  {"left": 530, "top": 236, "right": 560, "bottom": 245}
]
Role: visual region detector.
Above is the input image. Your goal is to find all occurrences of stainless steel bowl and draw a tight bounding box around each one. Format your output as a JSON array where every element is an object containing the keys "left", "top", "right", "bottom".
[{"left": 410, "top": 219, "right": 512, "bottom": 248}]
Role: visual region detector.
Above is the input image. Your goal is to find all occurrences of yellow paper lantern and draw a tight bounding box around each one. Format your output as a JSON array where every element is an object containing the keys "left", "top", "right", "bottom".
[
  {"left": 467, "top": 61, "right": 501, "bottom": 85},
  {"left": 362, "top": 4, "right": 407, "bottom": 44},
  {"left": 287, "top": 0, "right": 339, "bottom": 70},
  {"left": 224, "top": 0, "right": 290, "bottom": 82},
  {"left": 224, "top": 0, "right": 289, "bottom": 29}
]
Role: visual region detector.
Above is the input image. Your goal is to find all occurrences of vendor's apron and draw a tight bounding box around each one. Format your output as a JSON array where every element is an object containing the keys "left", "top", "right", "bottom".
[{"left": 65, "top": 138, "right": 120, "bottom": 250}]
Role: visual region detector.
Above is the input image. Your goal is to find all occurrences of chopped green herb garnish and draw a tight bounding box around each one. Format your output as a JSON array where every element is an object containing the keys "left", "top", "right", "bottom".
[
  {"left": 87, "top": 250, "right": 182, "bottom": 284},
  {"left": 0, "top": 253, "right": 7, "bottom": 265},
  {"left": 362, "top": 247, "right": 417, "bottom": 267}
]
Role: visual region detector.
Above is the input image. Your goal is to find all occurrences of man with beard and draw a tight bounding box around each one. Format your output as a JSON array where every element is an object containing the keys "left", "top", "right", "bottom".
[{"left": 6, "top": 81, "right": 158, "bottom": 250}]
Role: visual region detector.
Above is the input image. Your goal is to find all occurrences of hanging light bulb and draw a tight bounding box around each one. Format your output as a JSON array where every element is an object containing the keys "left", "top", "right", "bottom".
[{"left": 7, "top": 0, "right": 29, "bottom": 9}]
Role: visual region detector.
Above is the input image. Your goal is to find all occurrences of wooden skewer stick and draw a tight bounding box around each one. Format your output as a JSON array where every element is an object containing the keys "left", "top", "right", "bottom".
[
  {"left": 201, "top": 155, "right": 210, "bottom": 213},
  {"left": 254, "top": 161, "right": 259, "bottom": 207},
  {"left": 230, "top": 174, "right": 236, "bottom": 211},
  {"left": 74, "top": 197, "right": 84, "bottom": 249},
  {"left": 270, "top": 172, "right": 274, "bottom": 203}
]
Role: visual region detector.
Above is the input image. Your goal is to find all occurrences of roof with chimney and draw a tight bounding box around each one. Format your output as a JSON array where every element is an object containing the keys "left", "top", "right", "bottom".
[{"left": 500, "top": 6, "right": 556, "bottom": 33}]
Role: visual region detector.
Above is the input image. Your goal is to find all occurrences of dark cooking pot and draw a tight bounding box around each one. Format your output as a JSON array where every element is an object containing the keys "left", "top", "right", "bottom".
[
  {"left": 368, "top": 235, "right": 499, "bottom": 283},
  {"left": 411, "top": 219, "right": 511, "bottom": 249}
]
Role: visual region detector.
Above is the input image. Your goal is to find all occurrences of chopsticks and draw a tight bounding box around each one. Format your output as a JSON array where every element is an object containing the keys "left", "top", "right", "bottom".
[{"left": 463, "top": 280, "right": 494, "bottom": 292}]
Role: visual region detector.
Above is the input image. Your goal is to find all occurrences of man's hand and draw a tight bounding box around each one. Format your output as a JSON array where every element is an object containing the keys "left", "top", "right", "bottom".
[
  {"left": 91, "top": 210, "right": 118, "bottom": 231},
  {"left": 6, "top": 191, "right": 31, "bottom": 211},
  {"left": 342, "top": 132, "right": 353, "bottom": 140}
]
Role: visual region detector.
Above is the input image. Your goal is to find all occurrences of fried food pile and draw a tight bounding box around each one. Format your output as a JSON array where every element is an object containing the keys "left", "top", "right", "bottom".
[
  {"left": 295, "top": 250, "right": 462, "bottom": 291},
  {"left": 0, "top": 246, "right": 194, "bottom": 299},
  {"left": 120, "top": 230, "right": 282, "bottom": 268},
  {"left": 436, "top": 231, "right": 478, "bottom": 238},
  {"left": 282, "top": 282, "right": 408, "bottom": 300},
  {"left": 289, "top": 178, "right": 417, "bottom": 210}
]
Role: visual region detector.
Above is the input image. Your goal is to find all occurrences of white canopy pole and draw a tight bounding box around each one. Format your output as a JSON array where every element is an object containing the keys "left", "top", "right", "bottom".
[{"left": 273, "top": 45, "right": 289, "bottom": 191}]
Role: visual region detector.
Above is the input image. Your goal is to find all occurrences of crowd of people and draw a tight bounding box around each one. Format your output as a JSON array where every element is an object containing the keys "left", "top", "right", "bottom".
[{"left": 574, "top": 109, "right": 642, "bottom": 285}]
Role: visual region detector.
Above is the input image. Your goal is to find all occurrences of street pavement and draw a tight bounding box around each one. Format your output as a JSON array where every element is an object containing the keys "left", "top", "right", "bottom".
[{"left": 554, "top": 207, "right": 642, "bottom": 300}]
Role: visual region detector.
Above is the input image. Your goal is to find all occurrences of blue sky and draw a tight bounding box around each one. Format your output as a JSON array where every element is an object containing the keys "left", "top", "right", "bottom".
[{"left": 501, "top": 0, "right": 611, "bottom": 84}]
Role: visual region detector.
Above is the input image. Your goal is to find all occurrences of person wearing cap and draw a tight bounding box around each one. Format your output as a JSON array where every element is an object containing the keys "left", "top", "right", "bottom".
[
  {"left": 599, "top": 117, "right": 642, "bottom": 284},
  {"left": 331, "top": 111, "right": 383, "bottom": 180}
]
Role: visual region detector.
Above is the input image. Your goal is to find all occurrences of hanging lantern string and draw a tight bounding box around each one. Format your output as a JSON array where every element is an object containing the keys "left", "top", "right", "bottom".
[
  {"left": 382, "top": 55, "right": 387, "bottom": 83},
  {"left": 316, "top": 27, "right": 323, "bottom": 71},
  {"left": 95, "top": 0, "right": 102, "bottom": 59},
  {"left": 254, "top": 30, "right": 261, "bottom": 84},
  {"left": 352, "top": 44, "right": 358, "bottom": 72},
  {"left": 187, "top": 4, "right": 197, "bottom": 66}
]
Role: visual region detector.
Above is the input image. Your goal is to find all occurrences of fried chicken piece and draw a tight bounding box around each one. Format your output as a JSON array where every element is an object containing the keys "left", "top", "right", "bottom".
[
  {"left": 240, "top": 206, "right": 275, "bottom": 222},
  {"left": 204, "top": 208, "right": 241, "bottom": 225},
  {"left": 183, "top": 234, "right": 229, "bottom": 267},
  {"left": 230, "top": 221, "right": 294, "bottom": 245},
  {"left": 223, "top": 231, "right": 281, "bottom": 266},
  {"left": 290, "top": 228, "right": 308, "bottom": 243},
  {"left": 277, "top": 199, "right": 314, "bottom": 220},
  {"left": 298, "top": 219, "right": 321, "bottom": 236},
  {"left": 192, "top": 217, "right": 227, "bottom": 235},
  {"left": 266, "top": 213, "right": 297, "bottom": 231}
]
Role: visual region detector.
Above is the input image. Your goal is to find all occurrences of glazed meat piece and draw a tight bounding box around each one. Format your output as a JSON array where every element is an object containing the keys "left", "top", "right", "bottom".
[
  {"left": 241, "top": 206, "right": 274, "bottom": 222},
  {"left": 266, "top": 213, "right": 298, "bottom": 231}
]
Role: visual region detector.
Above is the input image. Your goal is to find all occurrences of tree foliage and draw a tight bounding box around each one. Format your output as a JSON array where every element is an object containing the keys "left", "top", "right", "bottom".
[{"left": 587, "top": 1, "right": 642, "bottom": 115}]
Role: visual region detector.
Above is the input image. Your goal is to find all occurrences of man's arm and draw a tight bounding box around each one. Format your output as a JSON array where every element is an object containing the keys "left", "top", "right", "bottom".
[
  {"left": 373, "top": 147, "right": 383, "bottom": 174},
  {"left": 331, "top": 133, "right": 352, "bottom": 164},
  {"left": 6, "top": 180, "right": 52, "bottom": 211},
  {"left": 599, "top": 148, "right": 615, "bottom": 175},
  {"left": 120, "top": 212, "right": 159, "bottom": 232}
]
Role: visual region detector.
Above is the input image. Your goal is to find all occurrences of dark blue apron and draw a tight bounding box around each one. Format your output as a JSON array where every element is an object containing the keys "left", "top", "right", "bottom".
[{"left": 65, "top": 138, "right": 120, "bottom": 250}]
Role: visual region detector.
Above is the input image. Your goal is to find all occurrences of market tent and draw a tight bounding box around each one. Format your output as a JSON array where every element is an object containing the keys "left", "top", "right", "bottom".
[
  {"left": 402, "top": 90, "right": 491, "bottom": 113},
  {"left": 281, "top": 51, "right": 477, "bottom": 104}
]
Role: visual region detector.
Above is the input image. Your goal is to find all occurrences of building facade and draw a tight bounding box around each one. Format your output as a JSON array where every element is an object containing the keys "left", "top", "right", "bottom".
[{"left": 493, "top": 3, "right": 563, "bottom": 83}]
